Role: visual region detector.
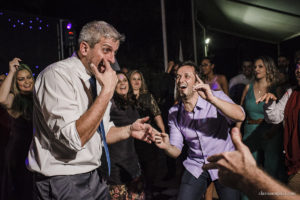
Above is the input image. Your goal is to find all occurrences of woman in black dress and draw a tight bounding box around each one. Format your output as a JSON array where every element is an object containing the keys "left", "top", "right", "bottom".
[
  {"left": 108, "top": 71, "right": 145, "bottom": 200},
  {"left": 0, "top": 58, "right": 34, "bottom": 200}
]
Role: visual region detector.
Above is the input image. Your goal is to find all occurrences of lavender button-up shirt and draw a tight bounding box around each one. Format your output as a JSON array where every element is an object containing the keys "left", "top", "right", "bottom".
[{"left": 168, "top": 91, "right": 238, "bottom": 181}]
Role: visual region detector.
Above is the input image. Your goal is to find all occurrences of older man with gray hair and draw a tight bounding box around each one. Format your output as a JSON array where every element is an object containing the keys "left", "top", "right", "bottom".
[{"left": 27, "top": 21, "right": 154, "bottom": 200}]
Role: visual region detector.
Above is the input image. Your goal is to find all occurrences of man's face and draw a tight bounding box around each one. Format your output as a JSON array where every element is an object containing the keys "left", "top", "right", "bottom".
[
  {"left": 0, "top": 74, "right": 5, "bottom": 87},
  {"left": 176, "top": 65, "right": 197, "bottom": 100},
  {"left": 278, "top": 56, "right": 289, "bottom": 68},
  {"left": 86, "top": 37, "right": 120, "bottom": 73},
  {"left": 242, "top": 61, "right": 253, "bottom": 77}
]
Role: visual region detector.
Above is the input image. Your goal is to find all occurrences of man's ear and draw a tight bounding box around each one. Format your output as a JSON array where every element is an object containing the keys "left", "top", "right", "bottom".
[
  {"left": 211, "top": 64, "right": 215, "bottom": 70},
  {"left": 79, "top": 41, "right": 90, "bottom": 56}
]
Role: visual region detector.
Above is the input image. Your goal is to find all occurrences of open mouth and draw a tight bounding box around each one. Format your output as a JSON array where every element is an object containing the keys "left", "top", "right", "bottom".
[{"left": 178, "top": 84, "right": 187, "bottom": 89}]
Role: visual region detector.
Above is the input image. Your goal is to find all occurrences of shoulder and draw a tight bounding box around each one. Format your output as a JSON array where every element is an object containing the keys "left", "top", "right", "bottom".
[
  {"left": 169, "top": 103, "right": 180, "bottom": 113},
  {"left": 217, "top": 74, "right": 227, "bottom": 81},
  {"left": 37, "top": 57, "right": 78, "bottom": 84}
]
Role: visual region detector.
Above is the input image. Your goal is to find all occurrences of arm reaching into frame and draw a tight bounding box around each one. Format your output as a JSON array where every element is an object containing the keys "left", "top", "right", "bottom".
[{"left": 203, "top": 127, "right": 300, "bottom": 200}]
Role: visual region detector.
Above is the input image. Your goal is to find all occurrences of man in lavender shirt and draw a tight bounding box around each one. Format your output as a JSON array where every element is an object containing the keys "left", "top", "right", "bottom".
[{"left": 155, "top": 61, "right": 245, "bottom": 200}]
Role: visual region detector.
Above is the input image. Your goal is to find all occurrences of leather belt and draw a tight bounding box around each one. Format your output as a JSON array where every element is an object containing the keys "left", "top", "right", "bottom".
[{"left": 246, "top": 118, "right": 264, "bottom": 124}]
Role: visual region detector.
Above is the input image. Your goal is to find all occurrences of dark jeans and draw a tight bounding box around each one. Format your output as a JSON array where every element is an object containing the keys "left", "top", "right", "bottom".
[
  {"left": 177, "top": 170, "right": 239, "bottom": 200},
  {"left": 33, "top": 169, "right": 110, "bottom": 200}
]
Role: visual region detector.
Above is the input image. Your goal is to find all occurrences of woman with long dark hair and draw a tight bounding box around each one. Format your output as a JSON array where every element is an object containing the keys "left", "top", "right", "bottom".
[
  {"left": 0, "top": 58, "right": 34, "bottom": 200},
  {"left": 108, "top": 71, "right": 145, "bottom": 200}
]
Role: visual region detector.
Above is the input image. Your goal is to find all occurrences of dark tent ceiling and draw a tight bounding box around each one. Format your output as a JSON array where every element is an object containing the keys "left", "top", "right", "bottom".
[{"left": 195, "top": 0, "right": 300, "bottom": 43}]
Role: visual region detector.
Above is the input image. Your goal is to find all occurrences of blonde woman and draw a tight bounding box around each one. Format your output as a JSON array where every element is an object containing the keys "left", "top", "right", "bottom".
[
  {"left": 0, "top": 57, "right": 34, "bottom": 200},
  {"left": 238, "top": 56, "right": 285, "bottom": 200},
  {"left": 129, "top": 70, "right": 165, "bottom": 198}
]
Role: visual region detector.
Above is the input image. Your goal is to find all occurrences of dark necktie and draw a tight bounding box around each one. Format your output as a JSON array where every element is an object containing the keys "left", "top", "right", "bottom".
[{"left": 89, "top": 76, "right": 111, "bottom": 177}]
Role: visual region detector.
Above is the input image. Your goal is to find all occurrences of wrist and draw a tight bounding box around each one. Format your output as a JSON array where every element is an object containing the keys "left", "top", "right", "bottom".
[
  {"left": 127, "top": 125, "right": 132, "bottom": 137},
  {"left": 208, "top": 95, "right": 218, "bottom": 104}
]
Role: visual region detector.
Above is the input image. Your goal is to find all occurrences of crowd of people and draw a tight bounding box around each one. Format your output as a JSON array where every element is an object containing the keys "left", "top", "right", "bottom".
[{"left": 0, "top": 20, "right": 300, "bottom": 200}]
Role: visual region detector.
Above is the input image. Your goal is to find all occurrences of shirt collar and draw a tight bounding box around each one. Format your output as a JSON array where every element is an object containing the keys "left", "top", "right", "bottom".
[
  {"left": 71, "top": 52, "right": 92, "bottom": 82},
  {"left": 195, "top": 96, "right": 207, "bottom": 110},
  {"left": 179, "top": 95, "right": 206, "bottom": 113}
]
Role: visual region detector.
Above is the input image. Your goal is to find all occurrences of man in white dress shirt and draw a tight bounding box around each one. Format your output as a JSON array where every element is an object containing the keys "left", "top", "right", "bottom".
[
  {"left": 27, "top": 21, "right": 154, "bottom": 200},
  {"left": 229, "top": 58, "right": 253, "bottom": 104}
]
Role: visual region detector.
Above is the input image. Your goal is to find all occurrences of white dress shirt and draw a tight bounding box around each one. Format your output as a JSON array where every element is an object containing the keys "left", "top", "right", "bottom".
[
  {"left": 27, "top": 55, "right": 114, "bottom": 176},
  {"left": 264, "top": 88, "right": 293, "bottom": 124},
  {"left": 229, "top": 74, "right": 252, "bottom": 90}
]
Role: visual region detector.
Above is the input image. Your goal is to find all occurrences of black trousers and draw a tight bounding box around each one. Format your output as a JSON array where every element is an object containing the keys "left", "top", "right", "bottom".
[{"left": 33, "top": 169, "right": 110, "bottom": 200}]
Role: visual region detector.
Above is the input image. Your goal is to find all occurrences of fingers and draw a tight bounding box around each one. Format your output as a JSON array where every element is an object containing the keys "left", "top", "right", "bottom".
[
  {"left": 207, "top": 153, "right": 224, "bottom": 163},
  {"left": 90, "top": 63, "right": 100, "bottom": 76},
  {"left": 102, "top": 58, "right": 113, "bottom": 72},
  {"left": 256, "top": 93, "right": 277, "bottom": 104},
  {"left": 138, "top": 116, "right": 150, "bottom": 124},
  {"left": 195, "top": 74, "right": 204, "bottom": 84},
  {"left": 230, "top": 127, "right": 245, "bottom": 152},
  {"left": 202, "top": 162, "right": 219, "bottom": 170}
]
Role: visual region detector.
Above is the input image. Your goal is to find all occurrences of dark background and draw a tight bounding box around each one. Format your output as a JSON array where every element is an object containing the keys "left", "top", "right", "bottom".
[{"left": 1, "top": 0, "right": 299, "bottom": 80}]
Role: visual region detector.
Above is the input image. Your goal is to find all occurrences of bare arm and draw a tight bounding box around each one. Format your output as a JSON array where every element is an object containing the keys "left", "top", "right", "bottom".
[
  {"left": 194, "top": 75, "right": 245, "bottom": 122},
  {"left": 219, "top": 75, "right": 229, "bottom": 96},
  {"left": 210, "top": 96, "right": 245, "bottom": 122},
  {"left": 154, "top": 115, "right": 166, "bottom": 133},
  {"left": 76, "top": 60, "right": 117, "bottom": 146},
  {"left": 76, "top": 87, "right": 113, "bottom": 146},
  {"left": 236, "top": 84, "right": 249, "bottom": 129},
  {"left": 154, "top": 131, "right": 181, "bottom": 158},
  {"left": 0, "top": 58, "right": 20, "bottom": 107},
  {"left": 203, "top": 128, "right": 300, "bottom": 200},
  {"left": 106, "top": 117, "right": 154, "bottom": 144}
]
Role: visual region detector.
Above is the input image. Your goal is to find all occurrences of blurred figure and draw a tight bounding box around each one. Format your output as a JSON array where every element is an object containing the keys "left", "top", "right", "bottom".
[
  {"left": 108, "top": 72, "right": 145, "bottom": 200},
  {"left": 0, "top": 58, "right": 34, "bottom": 200},
  {"left": 260, "top": 60, "right": 300, "bottom": 194},
  {"left": 277, "top": 54, "right": 291, "bottom": 98},
  {"left": 237, "top": 56, "right": 285, "bottom": 200},
  {"left": 129, "top": 70, "right": 165, "bottom": 198},
  {"left": 229, "top": 58, "right": 253, "bottom": 104},
  {"left": 0, "top": 73, "right": 11, "bottom": 197},
  {"left": 278, "top": 54, "right": 290, "bottom": 75},
  {"left": 121, "top": 66, "right": 129, "bottom": 74},
  {"left": 200, "top": 57, "right": 229, "bottom": 95}
]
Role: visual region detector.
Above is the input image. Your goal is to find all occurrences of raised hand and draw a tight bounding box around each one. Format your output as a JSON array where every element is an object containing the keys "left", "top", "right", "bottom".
[
  {"left": 9, "top": 58, "right": 22, "bottom": 73},
  {"left": 90, "top": 58, "right": 118, "bottom": 95},
  {"left": 256, "top": 92, "right": 277, "bottom": 104},
  {"left": 130, "top": 116, "right": 154, "bottom": 144},
  {"left": 193, "top": 74, "right": 215, "bottom": 102}
]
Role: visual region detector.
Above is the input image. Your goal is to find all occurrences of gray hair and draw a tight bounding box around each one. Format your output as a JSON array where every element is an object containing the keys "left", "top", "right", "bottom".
[{"left": 78, "top": 21, "right": 125, "bottom": 48}]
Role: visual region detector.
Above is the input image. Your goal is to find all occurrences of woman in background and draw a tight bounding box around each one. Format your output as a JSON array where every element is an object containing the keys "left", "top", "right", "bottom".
[
  {"left": 0, "top": 57, "right": 34, "bottom": 200},
  {"left": 238, "top": 56, "right": 285, "bottom": 200},
  {"left": 129, "top": 70, "right": 165, "bottom": 198},
  {"left": 200, "top": 57, "right": 229, "bottom": 95},
  {"left": 108, "top": 71, "right": 144, "bottom": 200}
]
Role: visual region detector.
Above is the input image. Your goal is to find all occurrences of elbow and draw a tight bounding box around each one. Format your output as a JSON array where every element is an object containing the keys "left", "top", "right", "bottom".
[{"left": 236, "top": 108, "right": 246, "bottom": 122}]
